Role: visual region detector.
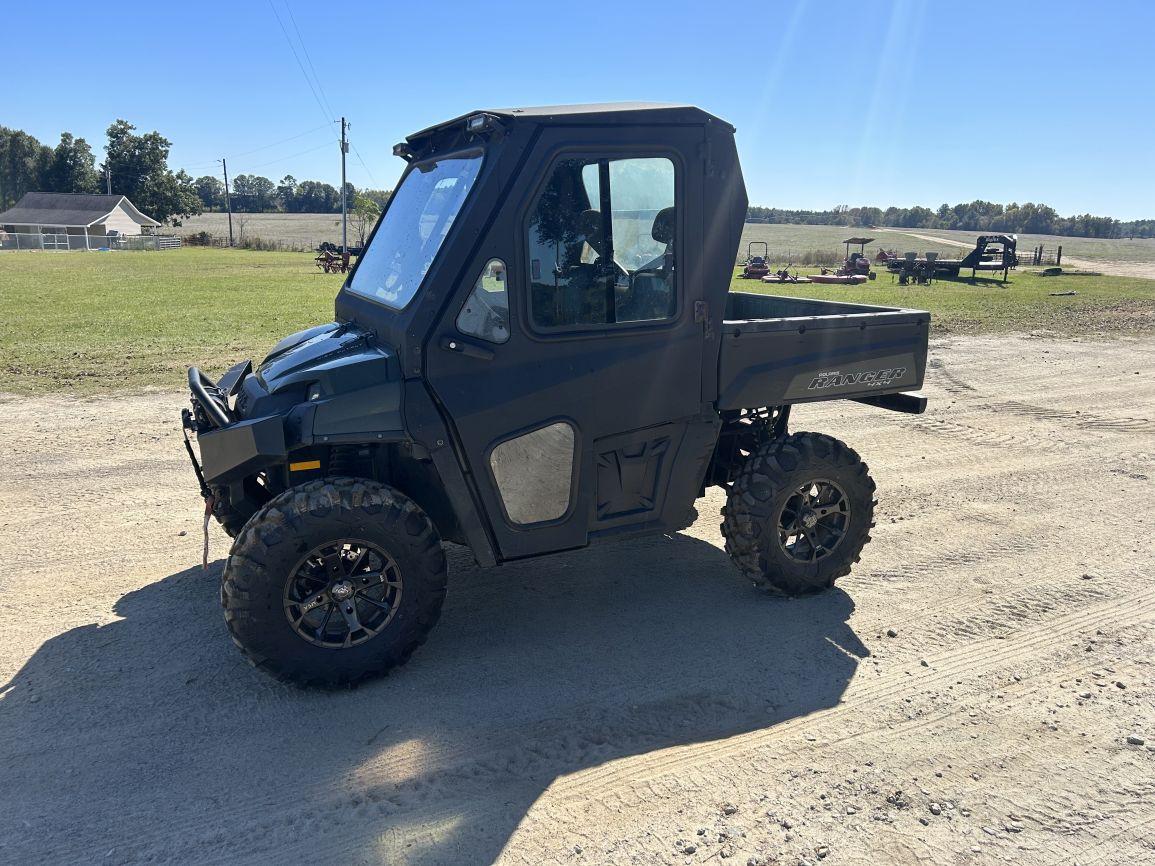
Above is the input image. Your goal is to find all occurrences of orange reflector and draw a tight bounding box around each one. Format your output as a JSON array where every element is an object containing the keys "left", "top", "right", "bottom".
[{"left": 289, "top": 459, "right": 322, "bottom": 472}]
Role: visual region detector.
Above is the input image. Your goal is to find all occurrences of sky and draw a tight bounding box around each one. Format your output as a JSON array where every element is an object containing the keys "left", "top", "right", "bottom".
[{"left": 5, "top": 0, "right": 1153, "bottom": 219}]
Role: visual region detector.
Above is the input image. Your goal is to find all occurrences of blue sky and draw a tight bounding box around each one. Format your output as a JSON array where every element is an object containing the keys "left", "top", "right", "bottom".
[{"left": 5, "top": 0, "right": 1153, "bottom": 218}]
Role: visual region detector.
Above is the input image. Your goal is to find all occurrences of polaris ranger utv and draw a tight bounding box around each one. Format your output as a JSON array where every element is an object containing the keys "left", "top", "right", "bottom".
[{"left": 183, "top": 103, "right": 929, "bottom": 686}]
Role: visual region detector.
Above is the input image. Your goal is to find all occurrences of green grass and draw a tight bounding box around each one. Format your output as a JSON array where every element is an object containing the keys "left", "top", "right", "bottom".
[
  {"left": 732, "top": 266, "right": 1155, "bottom": 335},
  {"left": 1, "top": 247, "right": 1153, "bottom": 396},
  {"left": 0, "top": 248, "right": 335, "bottom": 394}
]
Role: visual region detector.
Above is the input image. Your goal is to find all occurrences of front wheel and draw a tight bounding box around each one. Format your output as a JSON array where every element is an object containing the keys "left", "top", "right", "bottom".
[
  {"left": 721, "top": 432, "right": 875, "bottom": 595},
  {"left": 221, "top": 478, "right": 447, "bottom": 686}
]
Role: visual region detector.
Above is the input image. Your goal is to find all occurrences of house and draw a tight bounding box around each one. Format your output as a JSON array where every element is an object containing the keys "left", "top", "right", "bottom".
[{"left": 0, "top": 192, "right": 162, "bottom": 250}]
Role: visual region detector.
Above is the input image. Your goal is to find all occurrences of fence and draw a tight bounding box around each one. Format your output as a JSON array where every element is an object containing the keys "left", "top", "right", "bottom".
[
  {"left": 0, "top": 232, "right": 182, "bottom": 252},
  {"left": 178, "top": 233, "right": 317, "bottom": 252},
  {"left": 1020, "top": 245, "right": 1062, "bottom": 266}
]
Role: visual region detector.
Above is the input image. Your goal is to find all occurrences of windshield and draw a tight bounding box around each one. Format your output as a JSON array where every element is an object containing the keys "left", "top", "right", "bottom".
[{"left": 348, "top": 152, "right": 483, "bottom": 309}]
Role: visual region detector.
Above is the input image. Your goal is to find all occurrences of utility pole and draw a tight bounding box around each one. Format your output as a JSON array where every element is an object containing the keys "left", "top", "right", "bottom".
[
  {"left": 220, "top": 158, "right": 234, "bottom": 248},
  {"left": 340, "top": 117, "right": 349, "bottom": 268},
  {"left": 105, "top": 164, "right": 112, "bottom": 195}
]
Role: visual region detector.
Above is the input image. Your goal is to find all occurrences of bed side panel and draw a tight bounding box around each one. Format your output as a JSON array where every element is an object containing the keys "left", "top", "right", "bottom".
[{"left": 717, "top": 316, "right": 928, "bottom": 409}]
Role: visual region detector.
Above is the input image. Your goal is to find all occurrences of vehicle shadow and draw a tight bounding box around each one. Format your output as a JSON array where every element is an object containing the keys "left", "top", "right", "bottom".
[{"left": 0, "top": 531, "right": 868, "bottom": 865}]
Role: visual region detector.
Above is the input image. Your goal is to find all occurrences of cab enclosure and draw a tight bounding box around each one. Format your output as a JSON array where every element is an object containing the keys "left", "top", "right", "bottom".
[{"left": 186, "top": 103, "right": 928, "bottom": 570}]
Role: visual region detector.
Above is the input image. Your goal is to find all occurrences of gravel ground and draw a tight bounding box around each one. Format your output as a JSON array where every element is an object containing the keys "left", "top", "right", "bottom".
[{"left": 1, "top": 334, "right": 1152, "bottom": 865}]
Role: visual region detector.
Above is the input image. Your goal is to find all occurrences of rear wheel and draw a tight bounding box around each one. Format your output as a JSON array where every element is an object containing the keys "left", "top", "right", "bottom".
[
  {"left": 221, "top": 477, "right": 447, "bottom": 686},
  {"left": 721, "top": 432, "right": 875, "bottom": 595}
]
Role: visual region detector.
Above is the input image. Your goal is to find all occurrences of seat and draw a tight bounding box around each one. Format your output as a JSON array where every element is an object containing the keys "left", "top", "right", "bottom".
[{"left": 619, "top": 207, "right": 676, "bottom": 322}]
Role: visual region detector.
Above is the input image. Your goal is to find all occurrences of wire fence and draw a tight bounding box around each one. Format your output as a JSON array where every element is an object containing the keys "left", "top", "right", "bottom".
[{"left": 0, "top": 232, "right": 182, "bottom": 252}]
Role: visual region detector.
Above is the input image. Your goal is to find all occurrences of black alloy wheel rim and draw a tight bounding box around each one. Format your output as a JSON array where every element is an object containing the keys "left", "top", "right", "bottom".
[
  {"left": 776, "top": 479, "right": 851, "bottom": 562},
  {"left": 284, "top": 540, "right": 403, "bottom": 648}
]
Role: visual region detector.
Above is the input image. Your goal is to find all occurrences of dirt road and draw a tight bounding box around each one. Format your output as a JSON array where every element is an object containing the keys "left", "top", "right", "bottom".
[{"left": 2, "top": 335, "right": 1153, "bottom": 866}]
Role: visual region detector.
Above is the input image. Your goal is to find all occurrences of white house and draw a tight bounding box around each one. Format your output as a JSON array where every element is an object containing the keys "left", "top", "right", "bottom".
[{"left": 0, "top": 192, "right": 161, "bottom": 249}]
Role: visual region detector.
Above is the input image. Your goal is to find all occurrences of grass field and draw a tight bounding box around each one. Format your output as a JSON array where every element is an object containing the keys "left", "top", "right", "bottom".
[
  {"left": 173, "top": 212, "right": 351, "bottom": 247},
  {"left": 1, "top": 247, "right": 1152, "bottom": 395},
  {"left": 737, "top": 223, "right": 963, "bottom": 264},
  {"left": 881, "top": 226, "right": 1155, "bottom": 264},
  {"left": 170, "top": 212, "right": 1155, "bottom": 268},
  {"left": 730, "top": 266, "right": 1155, "bottom": 336},
  {"left": 0, "top": 248, "right": 335, "bottom": 394},
  {"left": 738, "top": 223, "right": 1155, "bottom": 268}
]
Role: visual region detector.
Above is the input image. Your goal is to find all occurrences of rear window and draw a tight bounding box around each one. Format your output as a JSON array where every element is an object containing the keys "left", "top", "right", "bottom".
[{"left": 348, "top": 152, "right": 483, "bottom": 309}]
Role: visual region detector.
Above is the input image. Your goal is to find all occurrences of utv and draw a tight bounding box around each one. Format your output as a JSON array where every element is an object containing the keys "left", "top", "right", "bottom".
[{"left": 183, "top": 103, "right": 929, "bottom": 686}]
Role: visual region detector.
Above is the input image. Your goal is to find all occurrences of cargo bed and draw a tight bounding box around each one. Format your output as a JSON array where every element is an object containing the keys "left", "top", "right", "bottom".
[{"left": 717, "top": 292, "right": 930, "bottom": 409}]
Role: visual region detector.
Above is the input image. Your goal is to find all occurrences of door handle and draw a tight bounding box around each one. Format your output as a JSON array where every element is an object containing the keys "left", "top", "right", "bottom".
[{"left": 440, "top": 335, "right": 495, "bottom": 360}]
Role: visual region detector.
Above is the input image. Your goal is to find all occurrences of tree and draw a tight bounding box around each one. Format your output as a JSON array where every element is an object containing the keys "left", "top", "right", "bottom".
[
  {"left": 101, "top": 119, "right": 200, "bottom": 224},
  {"left": 294, "top": 179, "right": 339, "bottom": 213},
  {"left": 276, "top": 175, "right": 298, "bottom": 211},
  {"left": 230, "top": 174, "right": 275, "bottom": 212},
  {"left": 350, "top": 194, "right": 381, "bottom": 247},
  {"left": 41, "top": 133, "right": 100, "bottom": 195},
  {"left": 0, "top": 127, "right": 52, "bottom": 209},
  {"left": 360, "top": 188, "right": 392, "bottom": 210},
  {"left": 194, "top": 175, "right": 224, "bottom": 211}
]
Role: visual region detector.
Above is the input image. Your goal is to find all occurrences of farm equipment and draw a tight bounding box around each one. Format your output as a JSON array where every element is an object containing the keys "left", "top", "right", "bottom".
[
  {"left": 808, "top": 237, "right": 876, "bottom": 284},
  {"left": 740, "top": 241, "right": 771, "bottom": 279},
  {"left": 810, "top": 271, "right": 868, "bottom": 285},
  {"left": 958, "top": 234, "right": 1017, "bottom": 281},
  {"left": 314, "top": 248, "right": 347, "bottom": 273},
  {"left": 315, "top": 242, "right": 365, "bottom": 274},
  {"left": 894, "top": 251, "right": 938, "bottom": 286},
  {"left": 883, "top": 234, "right": 1018, "bottom": 282},
  {"left": 182, "top": 103, "right": 930, "bottom": 686},
  {"left": 762, "top": 263, "right": 808, "bottom": 283}
]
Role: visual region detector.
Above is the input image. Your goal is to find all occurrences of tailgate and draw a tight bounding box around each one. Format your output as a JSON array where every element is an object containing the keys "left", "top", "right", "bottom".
[{"left": 717, "top": 293, "right": 930, "bottom": 410}]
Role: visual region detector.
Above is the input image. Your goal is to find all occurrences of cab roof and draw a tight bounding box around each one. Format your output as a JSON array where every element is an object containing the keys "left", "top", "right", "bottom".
[{"left": 405, "top": 102, "right": 734, "bottom": 143}]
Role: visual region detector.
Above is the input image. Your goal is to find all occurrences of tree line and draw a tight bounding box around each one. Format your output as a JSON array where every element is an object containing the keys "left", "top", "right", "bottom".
[
  {"left": 1, "top": 123, "right": 390, "bottom": 226},
  {"left": 3, "top": 122, "right": 1150, "bottom": 238},
  {"left": 192, "top": 174, "right": 391, "bottom": 215},
  {"left": 747, "top": 202, "right": 1155, "bottom": 240}
]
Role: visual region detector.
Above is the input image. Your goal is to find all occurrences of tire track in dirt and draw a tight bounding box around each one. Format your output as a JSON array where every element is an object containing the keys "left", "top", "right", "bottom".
[
  {"left": 25, "top": 573, "right": 1150, "bottom": 866},
  {"left": 985, "top": 399, "right": 1153, "bottom": 432},
  {"left": 3, "top": 334, "right": 1154, "bottom": 866},
  {"left": 548, "top": 589, "right": 1155, "bottom": 803},
  {"left": 507, "top": 619, "right": 1154, "bottom": 865},
  {"left": 927, "top": 356, "right": 980, "bottom": 394}
]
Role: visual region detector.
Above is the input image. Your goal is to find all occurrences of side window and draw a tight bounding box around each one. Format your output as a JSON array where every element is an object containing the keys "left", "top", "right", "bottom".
[
  {"left": 456, "top": 258, "right": 509, "bottom": 343},
  {"left": 527, "top": 156, "right": 676, "bottom": 329}
]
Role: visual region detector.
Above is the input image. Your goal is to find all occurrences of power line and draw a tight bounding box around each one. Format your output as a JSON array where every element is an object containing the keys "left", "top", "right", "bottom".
[
  {"left": 283, "top": 1, "right": 337, "bottom": 122},
  {"left": 349, "top": 141, "right": 378, "bottom": 186},
  {"left": 181, "top": 123, "right": 334, "bottom": 174},
  {"left": 267, "top": 0, "right": 338, "bottom": 131},
  {"left": 231, "top": 122, "right": 334, "bottom": 159},
  {"left": 238, "top": 140, "right": 333, "bottom": 172},
  {"left": 182, "top": 160, "right": 227, "bottom": 171}
]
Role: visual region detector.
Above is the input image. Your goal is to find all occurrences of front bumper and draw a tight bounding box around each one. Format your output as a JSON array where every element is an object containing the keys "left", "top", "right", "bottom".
[{"left": 184, "top": 364, "right": 288, "bottom": 486}]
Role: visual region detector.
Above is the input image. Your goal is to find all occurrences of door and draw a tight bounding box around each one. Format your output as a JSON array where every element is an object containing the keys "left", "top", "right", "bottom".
[{"left": 425, "top": 126, "right": 712, "bottom": 560}]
